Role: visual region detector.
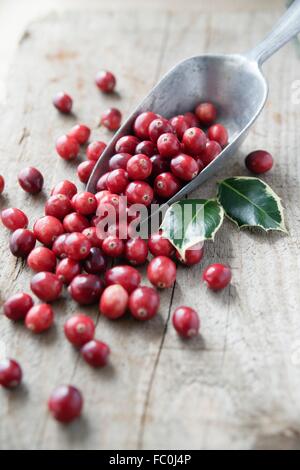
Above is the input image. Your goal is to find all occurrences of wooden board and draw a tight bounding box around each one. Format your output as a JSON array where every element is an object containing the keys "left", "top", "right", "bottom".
[{"left": 1, "top": 1, "right": 300, "bottom": 450}]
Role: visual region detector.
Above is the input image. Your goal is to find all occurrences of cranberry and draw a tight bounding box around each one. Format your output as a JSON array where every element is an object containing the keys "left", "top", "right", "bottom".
[
  {"left": 126, "top": 154, "right": 152, "bottom": 180},
  {"left": 69, "top": 274, "right": 104, "bottom": 305},
  {"left": 56, "top": 135, "right": 79, "bottom": 160},
  {"left": 101, "top": 107, "right": 122, "bottom": 131},
  {"left": 125, "top": 181, "right": 153, "bottom": 206},
  {"left": 0, "top": 359, "right": 22, "bottom": 388},
  {"left": 147, "top": 255, "right": 176, "bottom": 288},
  {"left": 45, "top": 194, "right": 73, "bottom": 220},
  {"left": 200, "top": 140, "right": 222, "bottom": 166},
  {"left": 129, "top": 286, "right": 160, "bottom": 320},
  {"left": 135, "top": 140, "right": 157, "bottom": 157},
  {"left": 182, "top": 127, "right": 206, "bottom": 156},
  {"left": 133, "top": 112, "right": 157, "bottom": 140},
  {"left": 48, "top": 385, "right": 83, "bottom": 423},
  {"left": 154, "top": 172, "right": 181, "bottom": 199},
  {"left": 31, "top": 272, "right": 62, "bottom": 302},
  {"left": 172, "top": 306, "right": 200, "bottom": 338},
  {"left": 125, "top": 237, "right": 148, "bottom": 265},
  {"left": 115, "top": 135, "right": 139, "bottom": 154},
  {"left": 73, "top": 192, "right": 97, "bottom": 216},
  {"left": 170, "top": 153, "right": 199, "bottom": 181},
  {"left": 68, "top": 124, "right": 91, "bottom": 145},
  {"left": 81, "top": 340, "right": 110, "bottom": 367},
  {"left": 102, "top": 235, "right": 124, "bottom": 257},
  {"left": 150, "top": 154, "right": 170, "bottom": 177},
  {"left": 86, "top": 141, "right": 107, "bottom": 161},
  {"left": 184, "top": 112, "right": 199, "bottom": 127},
  {"left": 245, "top": 150, "right": 273, "bottom": 174},
  {"left": 81, "top": 227, "right": 101, "bottom": 248},
  {"left": 33, "top": 216, "right": 64, "bottom": 246},
  {"left": 51, "top": 180, "right": 77, "bottom": 199},
  {"left": 105, "top": 265, "right": 141, "bottom": 293},
  {"left": 96, "top": 172, "right": 109, "bottom": 191},
  {"left": 109, "top": 153, "right": 131, "bottom": 171},
  {"left": 56, "top": 257, "right": 81, "bottom": 284},
  {"left": 25, "top": 304, "right": 54, "bottom": 333},
  {"left": 176, "top": 244, "right": 204, "bottom": 265},
  {"left": 202, "top": 263, "right": 232, "bottom": 290},
  {"left": 83, "top": 247, "right": 107, "bottom": 274},
  {"left": 157, "top": 132, "right": 180, "bottom": 158},
  {"left": 77, "top": 161, "right": 96, "bottom": 183},
  {"left": 18, "top": 167, "right": 44, "bottom": 194},
  {"left": 64, "top": 232, "right": 91, "bottom": 260},
  {"left": 106, "top": 169, "right": 129, "bottom": 194},
  {"left": 95, "top": 70, "right": 116, "bottom": 92},
  {"left": 3, "top": 292, "right": 33, "bottom": 321},
  {"left": 64, "top": 313, "right": 95, "bottom": 346},
  {"left": 148, "top": 231, "right": 174, "bottom": 257},
  {"left": 170, "top": 115, "right": 189, "bottom": 139},
  {"left": 195, "top": 156, "right": 205, "bottom": 172},
  {"left": 1, "top": 208, "right": 28, "bottom": 231},
  {"left": 148, "top": 118, "right": 173, "bottom": 143},
  {"left": 27, "top": 247, "right": 56, "bottom": 273},
  {"left": 52, "top": 233, "right": 68, "bottom": 258},
  {"left": 100, "top": 284, "right": 129, "bottom": 319},
  {"left": 97, "top": 192, "right": 124, "bottom": 214},
  {"left": 63, "top": 212, "right": 89, "bottom": 233},
  {"left": 9, "top": 228, "right": 36, "bottom": 257},
  {"left": 195, "top": 102, "right": 217, "bottom": 126},
  {"left": 53, "top": 92, "right": 73, "bottom": 114},
  {"left": 0, "top": 175, "right": 5, "bottom": 194},
  {"left": 207, "top": 124, "right": 228, "bottom": 147}
]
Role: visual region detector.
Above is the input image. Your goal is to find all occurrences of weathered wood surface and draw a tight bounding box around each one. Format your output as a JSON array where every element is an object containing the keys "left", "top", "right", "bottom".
[{"left": 1, "top": 1, "right": 300, "bottom": 450}]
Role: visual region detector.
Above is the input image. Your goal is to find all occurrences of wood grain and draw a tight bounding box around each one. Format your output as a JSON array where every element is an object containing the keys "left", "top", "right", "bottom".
[{"left": 1, "top": 1, "right": 300, "bottom": 450}]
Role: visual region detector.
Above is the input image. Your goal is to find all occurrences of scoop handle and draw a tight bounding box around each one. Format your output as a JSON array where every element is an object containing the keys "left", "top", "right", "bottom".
[{"left": 246, "top": 0, "right": 300, "bottom": 65}]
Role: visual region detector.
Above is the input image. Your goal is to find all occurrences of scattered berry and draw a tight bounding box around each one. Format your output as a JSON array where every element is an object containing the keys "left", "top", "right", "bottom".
[
  {"left": 176, "top": 244, "right": 204, "bottom": 266},
  {"left": 33, "top": 215, "right": 64, "bottom": 246},
  {"left": 202, "top": 263, "right": 232, "bottom": 290},
  {"left": 56, "top": 135, "right": 79, "bottom": 160},
  {"left": 53, "top": 92, "right": 73, "bottom": 114},
  {"left": 9, "top": 228, "right": 36, "bottom": 257},
  {"left": 18, "top": 167, "right": 44, "bottom": 194},
  {"left": 30, "top": 272, "right": 63, "bottom": 302},
  {"left": 64, "top": 314, "right": 95, "bottom": 346},
  {"left": 95, "top": 70, "right": 116, "bottom": 93},
  {"left": 0, "top": 359, "right": 22, "bottom": 388},
  {"left": 25, "top": 304, "right": 54, "bottom": 333},
  {"left": 148, "top": 231, "right": 174, "bottom": 257},
  {"left": 147, "top": 255, "right": 176, "bottom": 288},
  {"left": 68, "top": 124, "right": 90, "bottom": 145},
  {"left": 48, "top": 385, "right": 83, "bottom": 423},
  {"left": 245, "top": 150, "right": 273, "bottom": 174},
  {"left": 100, "top": 284, "right": 129, "bottom": 319},
  {"left": 1, "top": 208, "right": 28, "bottom": 231},
  {"left": 172, "top": 306, "right": 200, "bottom": 338},
  {"left": 27, "top": 246, "right": 57, "bottom": 272},
  {"left": 81, "top": 340, "right": 110, "bottom": 367},
  {"left": 129, "top": 286, "right": 160, "bottom": 320},
  {"left": 77, "top": 161, "right": 96, "bottom": 183},
  {"left": 3, "top": 292, "right": 34, "bottom": 321},
  {"left": 101, "top": 107, "right": 122, "bottom": 131}
]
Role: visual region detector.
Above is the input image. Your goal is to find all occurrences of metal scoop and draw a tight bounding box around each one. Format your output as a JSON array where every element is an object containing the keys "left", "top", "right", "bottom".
[{"left": 87, "top": 0, "right": 300, "bottom": 207}]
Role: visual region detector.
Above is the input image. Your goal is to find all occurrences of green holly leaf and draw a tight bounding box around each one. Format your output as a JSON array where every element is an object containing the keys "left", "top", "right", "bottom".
[
  {"left": 217, "top": 177, "right": 287, "bottom": 232},
  {"left": 160, "top": 199, "right": 224, "bottom": 258}
]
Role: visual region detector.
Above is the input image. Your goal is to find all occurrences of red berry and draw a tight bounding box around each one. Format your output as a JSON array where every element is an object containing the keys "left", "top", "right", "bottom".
[
  {"left": 96, "top": 172, "right": 109, "bottom": 191},
  {"left": 182, "top": 127, "right": 206, "bottom": 156},
  {"left": 170, "top": 115, "right": 189, "bottom": 139},
  {"left": 203, "top": 263, "right": 232, "bottom": 290},
  {"left": 100, "top": 284, "right": 129, "bottom": 319},
  {"left": 184, "top": 112, "right": 199, "bottom": 127},
  {"left": 105, "top": 265, "right": 141, "bottom": 293},
  {"left": 33, "top": 216, "right": 64, "bottom": 246},
  {"left": 0, "top": 359, "right": 22, "bottom": 388},
  {"left": 48, "top": 385, "right": 83, "bottom": 423},
  {"left": 25, "top": 304, "right": 54, "bottom": 333},
  {"left": 51, "top": 180, "right": 77, "bottom": 199},
  {"left": 9, "top": 228, "right": 36, "bottom": 257},
  {"left": 1, "top": 208, "right": 28, "bottom": 231},
  {"left": 73, "top": 192, "right": 97, "bottom": 216},
  {"left": 172, "top": 306, "right": 200, "bottom": 338},
  {"left": 83, "top": 247, "right": 107, "bottom": 274},
  {"left": 109, "top": 153, "right": 132, "bottom": 171},
  {"left": 115, "top": 135, "right": 139, "bottom": 154},
  {"left": 45, "top": 194, "right": 73, "bottom": 220},
  {"left": 68, "top": 124, "right": 90, "bottom": 145},
  {"left": 133, "top": 112, "right": 157, "bottom": 140},
  {"left": 200, "top": 140, "right": 222, "bottom": 166},
  {"left": 150, "top": 154, "right": 170, "bottom": 177},
  {"left": 195, "top": 102, "right": 217, "bottom": 126},
  {"left": 56, "top": 257, "right": 81, "bottom": 284},
  {"left": 27, "top": 246, "right": 56, "bottom": 273},
  {"left": 53, "top": 92, "right": 73, "bottom": 114},
  {"left": 64, "top": 232, "right": 91, "bottom": 261},
  {"left": 157, "top": 132, "right": 181, "bottom": 158},
  {"left": 77, "top": 161, "right": 96, "bottom": 183},
  {"left": 82, "top": 227, "right": 102, "bottom": 248},
  {"left": 56, "top": 135, "right": 79, "bottom": 160},
  {"left": 18, "top": 167, "right": 44, "bottom": 194},
  {"left": 0, "top": 175, "right": 4, "bottom": 194},
  {"left": 148, "top": 118, "right": 173, "bottom": 143},
  {"left": 129, "top": 286, "right": 160, "bottom": 320},
  {"left": 97, "top": 192, "right": 124, "bottom": 214},
  {"left": 69, "top": 274, "right": 104, "bottom": 305},
  {"left": 52, "top": 233, "right": 68, "bottom": 258},
  {"left": 102, "top": 236, "right": 125, "bottom": 257},
  {"left": 64, "top": 313, "right": 95, "bottom": 346},
  {"left": 207, "top": 124, "right": 228, "bottom": 148},
  {"left": 148, "top": 231, "right": 174, "bottom": 257},
  {"left": 101, "top": 107, "right": 122, "bottom": 131},
  {"left": 95, "top": 70, "right": 116, "bottom": 93},
  {"left": 154, "top": 172, "right": 181, "bottom": 199},
  {"left": 135, "top": 140, "right": 157, "bottom": 157},
  {"left": 63, "top": 212, "right": 89, "bottom": 233},
  {"left": 170, "top": 153, "right": 199, "bottom": 181},
  {"left": 126, "top": 154, "right": 152, "bottom": 180},
  {"left": 125, "top": 237, "right": 148, "bottom": 265},
  {"left": 81, "top": 340, "right": 110, "bottom": 367},
  {"left": 147, "top": 255, "right": 176, "bottom": 288},
  {"left": 195, "top": 156, "right": 205, "bottom": 172},
  {"left": 3, "top": 292, "right": 33, "bottom": 321},
  {"left": 125, "top": 181, "right": 153, "bottom": 206},
  {"left": 106, "top": 169, "right": 129, "bottom": 194},
  {"left": 31, "top": 272, "right": 62, "bottom": 302},
  {"left": 245, "top": 150, "right": 273, "bottom": 174},
  {"left": 86, "top": 141, "right": 106, "bottom": 161},
  {"left": 176, "top": 244, "right": 204, "bottom": 265}
]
